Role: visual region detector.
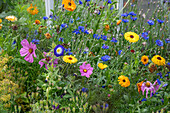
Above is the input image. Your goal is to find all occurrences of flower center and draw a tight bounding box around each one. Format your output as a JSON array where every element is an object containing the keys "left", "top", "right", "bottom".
[
  {"left": 83, "top": 69, "right": 87, "bottom": 73},
  {"left": 29, "top": 48, "right": 33, "bottom": 53},
  {"left": 57, "top": 48, "right": 61, "bottom": 53},
  {"left": 157, "top": 57, "right": 162, "bottom": 60},
  {"left": 68, "top": 2, "right": 71, "bottom": 6},
  {"left": 144, "top": 59, "right": 147, "bottom": 62},
  {"left": 130, "top": 35, "right": 134, "bottom": 38},
  {"left": 123, "top": 79, "right": 126, "bottom": 82},
  {"left": 68, "top": 57, "right": 72, "bottom": 60},
  {"left": 145, "top": 82, "right": 150, "bottom": 87}
]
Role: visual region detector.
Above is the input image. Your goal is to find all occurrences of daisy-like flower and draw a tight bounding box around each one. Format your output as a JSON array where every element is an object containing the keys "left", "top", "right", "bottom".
[
  {"left": 63, "top": 55, "right": 78, "bottom": 64},
  {"left": 27, "top": 4, "right": 39, "bottom": 15},
  {"left": 54, "top": 45, "right": 65, "bottom": 57},
  {"left": 20, "top": 39, "right": 37, "bottom": 63},
  {"left": 45, "top": 33, "right": 52, "bottom": 39},
  {"left": 117, "top": 20, "right": 121, "bottom": 25},
  {"left": 118, "top": 75, "right": 130, "bottom": 87},
  {"left": 141, "top": 55, "right": 149, "bottom": 65},
  {"left": 35, "top": 20, "right": 40, "bottom": 25},
  {"left": 5, "top": 16, "right": 17, "bottom": 22},
  {"left": 62, "top": 0, "right": 76, "bottom": 11},
  {"left": 137, "top": 81, "right": 144, "bottom": 94},
  {"left": 39, "top": 52, "right": 59, "bottom": 69},
  {"left": 79, "top": 62, "right": 93, "bottom": 78},
  {"left": 141, "top": 81, "right": 155, "bottom": 98},
  {"left": 98, "top": 63, "right": 108, "bottom": 70},
  {"left": 124, "top": 32, "right": 139, "bottom": 43},
  {"left": 151, "top": 55, "right": 166, "bottom": 66}
]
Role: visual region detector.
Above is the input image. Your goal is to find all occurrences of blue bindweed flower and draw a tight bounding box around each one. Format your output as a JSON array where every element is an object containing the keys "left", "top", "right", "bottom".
[
  {"left": 147, "top": 20, "right": 154, "bottom": 25},
  {"left": 102, "top": 44, "right": 109, "bottom": 49},
  {"left": 111, "top": 37, "right": 117, "bottom": 43},
  {"left": 141, "top": 32, "right": 149, "bottom": 40},
  {"left": 31, "top": 39, "right": 40, "bottom": 44},
  {"left": 79, "top": 0, "right": 83, "bottom": 4},
  {"left": 54, "top": 45, "right": 65, "bottom": 57},
  {"left": 43, "top": 16, "right": 48, "bottom": 20},
  {"left": 82, "top": 88, "right": 88, "bottom": 92},
  {"left": 121, "top": 13, "right": 128, "bottom": 17},
  {"left": 155, "top": 40, "right": 163, "bottom": 46},
  {"left": 101, "top": 35, "right": 107, "bottom": 41},
  {"left": 157, "top": 19, "right": 164, "bottom": 24},
  {"left": 131, "top": 16, "right": 137, "bottom": 21},
  {"left": 165, "top": 38, "right": 170, "bottom": 43},
  {"left": 129, "top": 12, "right": 136, "bottom": 16},
  {"left": 101, "top": 55, "right": 111, "bottom": 61},
  {"left": 122, "top": 19, "right": 129, "bottom": 23}
]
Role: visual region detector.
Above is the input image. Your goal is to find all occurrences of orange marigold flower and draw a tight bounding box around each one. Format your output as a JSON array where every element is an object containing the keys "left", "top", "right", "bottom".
[
  {"left": 45, "top": 33, "right": 52, "bottom": 39},
  {"left": 38, "top": 26, "right": 47, "bottom": 33},
  {"left": 62, "top": 0, "right": 76, "bottom": 11},
  {"left": 137, "top": 81, "right": 144, "bottom": 94},
  {"left": 27, "top": 4, "right": 39, "bottom": 15},
  {"left": 35, "top": 20, "right": 40, "bottom": 25},
  {"left": 117, "top": 20, "right": 121, "bottom": 25},
  {"left": 0, "top": 24, "right": 2, "bottom": 29},
  {"left": 105, "top": 24, "right": 110, "bottom": 31}
]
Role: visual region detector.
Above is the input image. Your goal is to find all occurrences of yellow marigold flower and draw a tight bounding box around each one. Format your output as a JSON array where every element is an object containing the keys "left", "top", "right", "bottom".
[
  {"left": 63, "top": 55, "right": 78, "bottom": 64},
  {"left": 137, "top": 81, "right": 144, "bottom": 94},
  {"left": 151, "top": 55, "right": 165, "bottom": 66},
  {"left": 5, "top": 16, "right": 17, "bottom": 22},
  {"left": 105, "top": 24, "right": 110, "bottom": 31},
  {"left": 118, "top": 75, "right": 130, "bottom": 87},
  {"left": 141, "top": 55, "right": 149, "bottom": 65},
  {"left": 0, "top": 19, "right": 2, "bottom": 23},
  {"left": 35, "top": 20, "right": 40, "bottom": 25},
  {"left": 44, "top": 33, "right": 52, "bottom": 39},
  {"left": 124, "top": 32, "right": 139, "bottom": 43},
  {"left": 98, "top": 63, "right": 108, "bottom": 70},
  {"left": 27, "top": 4, "right": 39, "bottom": 15},
  {"left": 62, "top": 0, "right": 76, "bottom": 11},
  {"left": 117, "top": 20, "right": 121, "bottom": 25}
]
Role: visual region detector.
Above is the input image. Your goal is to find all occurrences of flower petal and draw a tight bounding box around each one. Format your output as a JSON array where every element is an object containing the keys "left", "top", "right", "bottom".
[
  {"left": 20, "top": 48, "right": 29, "bottom": 56},
  {"left": 24, "top": 53, "right": 33, "bottom": 63}
]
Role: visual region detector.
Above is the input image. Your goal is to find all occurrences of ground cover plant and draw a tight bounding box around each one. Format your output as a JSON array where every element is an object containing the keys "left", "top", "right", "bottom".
[{"left": 0, "top": 0, "right": 169, "bottom": 112}]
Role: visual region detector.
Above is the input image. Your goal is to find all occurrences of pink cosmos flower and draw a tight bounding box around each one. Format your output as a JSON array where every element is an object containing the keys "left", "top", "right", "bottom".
[
  {"left": 39, "top": 52, "right": 59, "bottom": 69},
  {"left": 79, "top": 62, "right": 93, "bottom": 78},
  {"left": 20, "top": 39, "right": 37, "bottom": 63},
  {"left": 141, "top": 81, "right": 156, "bottom": 98}
]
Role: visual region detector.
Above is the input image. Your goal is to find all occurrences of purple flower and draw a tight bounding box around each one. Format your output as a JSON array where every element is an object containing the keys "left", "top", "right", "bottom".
[
  {"left": 155, "top": 40, "right": 163, "bottom": 46},
  {"left": 165, "top": 38, "right": 170, "bottom": 43},
  {"left": 79, "top": 62, "right": 93, "bottom": 78},
  {"left": 111, "top": 37, "right": 117, "bottom": 43},
  {"left": 141, "top": 81, "right": 155, "bottom": 98},
  {"left": 102, "top": 44, "right": 109, "bottom": 49},
  {"left": 82, "top": 88, "right": 88, "bottom": 92},
  {"left": 101, "top": 35, "right": 107, "bottom": 41}
]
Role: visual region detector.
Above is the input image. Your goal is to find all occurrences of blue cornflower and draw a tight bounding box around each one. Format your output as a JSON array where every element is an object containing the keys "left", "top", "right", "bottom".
[
  {"left": 34, "top": 30, "right": 38, "bottom": 35},
  {"left": 72, "top": 29, "right": 80, "bottom": 34},
  {"left": 101, "top": 55, "right": 111, "bottom": 61},
  {"left": 102, "top": 85, "right": 106, "bottom": 88},
  {"left": 54, "top": 45, "right": 65, "bottom": 57},
  {"left": 78, "top": 26, "right": 85, "bottom": 32},
  {"left": 43, "top": 16, "right": 48, "bottom": 20},
  {"left": 122, "top": 19, "right": 129, "bottom": 23},
  {"left": 76, "top": 17, "right": 80, "bottom": 20},
  {"left": 101, "top": 103, "right": 109, "bottom": 108},
  {"left": 106, "top": 0, "right": 112, "bottom": 4},
  {"left": 69, "top": 18, "right": 74, "bottom": 23},
  {"left": 65, "top": 48, "right": 71, "bottom": 53},
  {"left": 147, "top": 20, "right": 154, "bottom": 25},
  {"left": 31, "top": 39, "right": 40, "bottom": 44},
  {"left": 12, "top": 40, "right": 16, "bottom": 45},
  {"left": 162, "top": 83, "right": 168, "bottom": 87},
  {"left": 111, "top": 37, "right": 117, "bottom": 43},
  {"left": 141, "top": 32, "right": 149, "bottom": 40},
  {"left": 61, "top": 23, "right": 68, "bottom": 28},
  {"left": 84, "top": 30, "right": 89, "bottom": 34},
  {"left": 129, "top": 12, "right": 136, "bottom": 16},
  {"left": 82, "top": 88, "right": 88, "bottom": 92},
  {"left": 157, "top": 19, "right": 164, "bottom": 24},
  {"left": 101, "top": 35, "right": 107, "bottom": 41},
  {"left": 102, "top": 44, "right": 109, "bottom": 49},
  {"left": 86, "top": 0, "right": 90, "bottom": 2},
  {"left": 155, "top": 40, "right": 163, "bottom": 46},
  {"left": 121, "top": 13, "right": 128, "bottom": 17},
  {"left": 165, "top": 38, "right": 170, "bottom": 43},
  {"left": 160, "top": 99, "right": 164, "bottom": 103},
  {"left": 157, "top": 79, "right": 161, "bottom": 85},
  {"left": 79, "top": 0, "right": 83, "bottom": 4},
  {"left": 59, "top": 37, "right": 64, "bottom": 42},
  {"left": 167, "top": 62, "right": 170, "bottom": 66},
  {"left": 93, "top": 34, "right": 100, "bottom": 40},
  {"left": 141, "top": 98, "right": 147, "bottom": 101},
  {"left": 110, "top": 6, "right": 114, "bottom": 10},
  {"left": 131, "top": 16, "right": 137, "bottom": 21},
  {"left": 157, "top": 72, "right": 163, "bottom": 78},
  {"left": 118, "top": 50, "right": 122, "bottom": 55}
]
